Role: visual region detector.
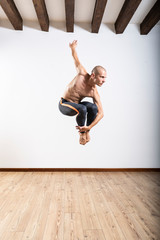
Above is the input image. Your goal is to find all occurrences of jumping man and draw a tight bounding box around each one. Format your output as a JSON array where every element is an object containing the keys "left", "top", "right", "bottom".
[{"left": 59, "top": 40, "right": 107, "bottom": 145}]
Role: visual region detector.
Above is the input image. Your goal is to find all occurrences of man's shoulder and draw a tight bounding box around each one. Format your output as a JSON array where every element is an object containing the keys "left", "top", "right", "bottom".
[
  {"left": 78, "top": 71, "right": 89, "bottom": 76},
  {"left": 77, "top": 67, "right": 88, "bottom": 76},
  {"left": 76, "top": 72, "right": 89, "bottom": 81}
]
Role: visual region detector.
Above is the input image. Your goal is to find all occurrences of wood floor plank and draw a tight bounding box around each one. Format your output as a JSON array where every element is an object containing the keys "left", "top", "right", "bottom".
[
  {"left": 54, "top": 172, "right": 65, "bottom": 191},
  {"left": 144, "top": 172, "right": 160, "bottom": 186},
  {"left": 0, "top": 171, "right": 159, "bottom": 240},
  {"left": 76, "top": 172, "right": 101, "bottom": 230},
  {"left": 114, "top": 172, "right": 160, "bottom": 218},
  {"left": 20, "top": 174, "right": 54, "bottom": 239},
  {"left": 43, "top": 174, "right": 65, "bottom": 240},
  {"left": 86, "top": 173, "right": 126, "bottom": 240},
  {"left": 0, "top": 173, "right": 34, "bottom": 232},
  {"left": 84, "top": 229, "right": 106, "bottom": 240},
  {"left": 0, "top": 172, "right": 26, "bottom": 209},
  {"left": 33, "top": 173, "right": 56, "bottom": 240},
  {"left": 64, "top": 213, "right": 84, "bottom": 240},
  {"left": 121, "top": 181, "right": 160, "bottom": 237},
  {"left": 64, "top": 172, "right": 80, "bottom": 213},
  {"left": 12, "top": 173, "right": 44, "bottom": 232},
  {"left": 98, "top": 173, "right": 135, "bottom": 215},
  {"left": 114, "top": 174, "right": 160, "bottom": 239},
  {"left": 0, "top": 231, "right": 24, "bottom": 240},
  {"left": 107, "top": 201, "right": 141, "bottom": 239},
  {"left": 126, "top": 212, "right": 156, "bottom": 240},
  {"left": 21, "top": 193, "right": 44, "bottom": 240},
  {"left": 0, "top": 173, "right": 39, "bottom": 235}
]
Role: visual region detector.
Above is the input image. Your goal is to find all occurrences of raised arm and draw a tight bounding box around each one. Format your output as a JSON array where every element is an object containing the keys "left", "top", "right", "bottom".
[{"left": 69, "top": 40, "right": 87, "bottom": 75}]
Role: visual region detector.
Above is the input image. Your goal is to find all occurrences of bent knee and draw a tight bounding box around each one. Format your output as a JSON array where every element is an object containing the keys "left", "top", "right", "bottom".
[
  {"left": 91, "top": 104, "right": 98, "bottom": 114},
  {"left": 79, "top": 105, "right": 87, "bottom": 116}
]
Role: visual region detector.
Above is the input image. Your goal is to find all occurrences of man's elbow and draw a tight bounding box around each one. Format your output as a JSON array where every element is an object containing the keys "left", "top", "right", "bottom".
[
  {"left": 98, "top": 112, "right": 104, "bottom": 119},
  {"left": 101, "top": 113, "right": 104, "bottom": 119}
]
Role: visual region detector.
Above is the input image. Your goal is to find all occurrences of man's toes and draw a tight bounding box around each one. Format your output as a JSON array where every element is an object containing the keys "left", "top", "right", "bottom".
[{"left": 79, "top": 138, "right": 86, "bottom": 145}]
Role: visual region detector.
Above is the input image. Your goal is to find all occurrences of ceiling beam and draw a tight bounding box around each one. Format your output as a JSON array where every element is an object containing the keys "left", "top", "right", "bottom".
[
  {"left": 115, "top": 0, "right": 142, "bottom": 34},
  {"left": 92, "top": 0, "right": 108, "bottom": 33},
  {"left": 0, "top": 0, "right": 22, "bottom": 30},
  {"left": 32, "top": 0, "right": 49, "bottom": 32},
  {"left": 140, "top": 1, "right": 160, "bottom": 35},
  {"left": 65, "top": 0, "right": 74, "bottom": 32}
]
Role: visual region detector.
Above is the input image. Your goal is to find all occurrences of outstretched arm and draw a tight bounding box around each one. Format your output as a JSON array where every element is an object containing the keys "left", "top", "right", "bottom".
[{"left": 69, "top": 40, "right": 87, "bottom": 75}]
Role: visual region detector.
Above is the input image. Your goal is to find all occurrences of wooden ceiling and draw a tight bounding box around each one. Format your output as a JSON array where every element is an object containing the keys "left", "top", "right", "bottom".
[{"left": 0, "top": 0, "right": 160, "bottom": 34}]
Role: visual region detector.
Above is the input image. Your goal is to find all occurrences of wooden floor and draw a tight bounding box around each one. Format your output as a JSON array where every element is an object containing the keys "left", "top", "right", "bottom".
[{"left": 0, "top": 172, "right": 160, "bottom": 240}]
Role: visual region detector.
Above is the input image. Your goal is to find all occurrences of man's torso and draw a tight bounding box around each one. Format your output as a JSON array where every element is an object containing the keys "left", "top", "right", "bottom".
[{"left": 63, "top": 74, "right": 95, "bottom": 103}]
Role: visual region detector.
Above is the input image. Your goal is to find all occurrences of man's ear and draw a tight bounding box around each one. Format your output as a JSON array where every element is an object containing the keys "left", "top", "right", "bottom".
[{"left": 91, "top": 72, "right": 95, "bottom": 78}]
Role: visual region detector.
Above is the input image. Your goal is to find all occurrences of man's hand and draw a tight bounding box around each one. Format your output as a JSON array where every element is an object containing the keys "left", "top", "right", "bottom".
[
  {"left": 69, "top": 40, "right": 77, "bottom": 50},
  {"left": 76, "top": 126, "right": 90, "bottom": 132}
]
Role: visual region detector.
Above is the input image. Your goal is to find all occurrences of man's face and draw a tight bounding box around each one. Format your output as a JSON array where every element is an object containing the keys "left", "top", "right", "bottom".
[{"left": 95, "top": 70, "right": 107, "bottom": 86}]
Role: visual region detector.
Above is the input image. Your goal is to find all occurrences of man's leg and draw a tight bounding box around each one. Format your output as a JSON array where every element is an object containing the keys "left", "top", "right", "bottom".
[
  {"left": 80, "top": 101, "right": 98, "bottom": 142},
  {"left": 59, "top": 98, "right": 87, "bottom": 145},
  {"left": 75, "top": 104, "right": 88, "bottom": 145},
  {"left": 59, "top": 98, "right": 87, "bottom": 124}
]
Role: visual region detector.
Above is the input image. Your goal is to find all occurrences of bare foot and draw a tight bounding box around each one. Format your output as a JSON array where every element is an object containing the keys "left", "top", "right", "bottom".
[
  {"left": 79, "top": 132, "right": 86, "bottom": 145},
  {"left": 86, "top": 131, "right": 90, "bottom": 143}
]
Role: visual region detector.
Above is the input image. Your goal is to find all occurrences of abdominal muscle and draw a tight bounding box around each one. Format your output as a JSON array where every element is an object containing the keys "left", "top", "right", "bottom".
[
  {"left": 63, "top": 75, "right": 94, "bottom": 103},
  {"left": 63, "top": 89, "right": 83, "bottom": 103}
]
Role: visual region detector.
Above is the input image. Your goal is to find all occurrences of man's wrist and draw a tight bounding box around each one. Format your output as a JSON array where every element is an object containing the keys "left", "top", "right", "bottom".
[{"left": 88, "top": 126, "right": 91, "bottom": 131}]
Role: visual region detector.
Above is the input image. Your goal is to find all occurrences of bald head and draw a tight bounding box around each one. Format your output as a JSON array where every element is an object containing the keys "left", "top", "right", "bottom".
[
  {"left": 90, "top": 65, "right": 107, "bottom": 87},
  {"left": 91, "top": 66, "right": 106, "bottom": 76}
]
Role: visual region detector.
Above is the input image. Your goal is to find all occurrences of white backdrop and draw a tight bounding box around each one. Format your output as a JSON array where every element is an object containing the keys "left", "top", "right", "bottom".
[{"left": 0, "top": 23, "right": 160, "bottom": 168}]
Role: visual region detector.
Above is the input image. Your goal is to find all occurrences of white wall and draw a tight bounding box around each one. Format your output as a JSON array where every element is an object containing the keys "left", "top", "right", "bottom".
[{"left": 0, "top": 23, "right": 160, "bottom": 168}]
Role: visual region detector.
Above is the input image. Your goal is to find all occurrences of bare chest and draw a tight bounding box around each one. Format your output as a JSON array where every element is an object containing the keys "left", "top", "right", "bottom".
[
  {"left": 63, "top": 76, "right": 95, "bottom": 103},
  {"left": 73, "top": 80, "right": 94, "bottom": 98}
]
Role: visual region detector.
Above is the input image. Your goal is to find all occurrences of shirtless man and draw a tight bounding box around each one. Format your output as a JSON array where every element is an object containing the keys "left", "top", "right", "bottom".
[{"left": 59, "top": 40, "right": 107, "bottom": 145}]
